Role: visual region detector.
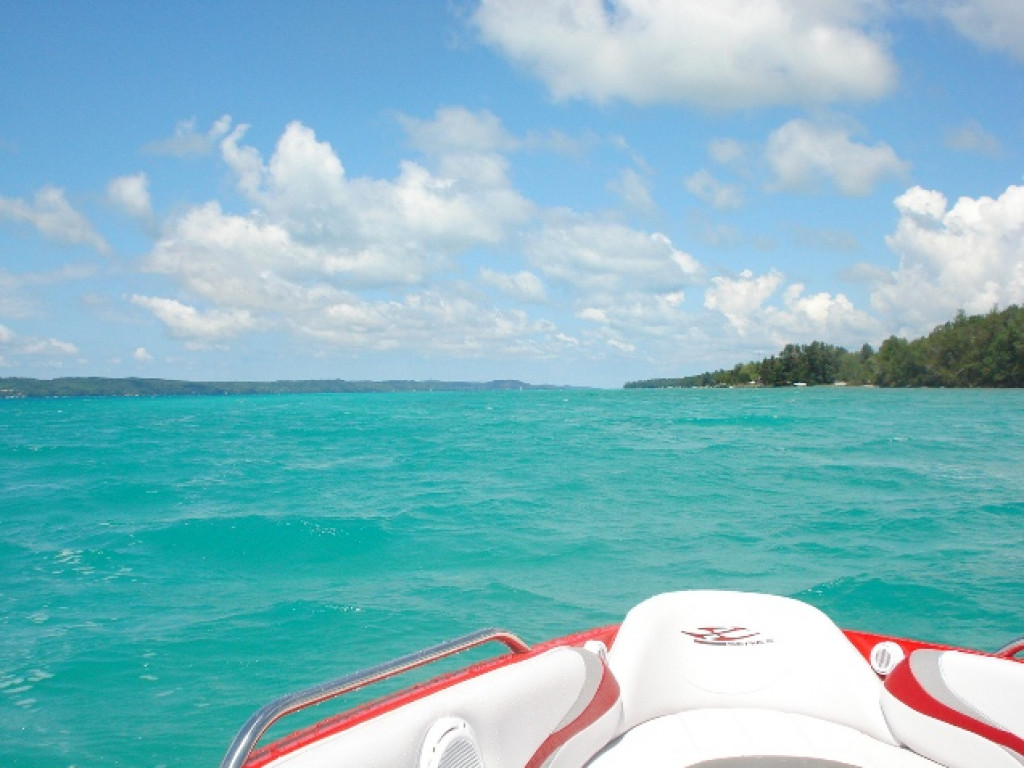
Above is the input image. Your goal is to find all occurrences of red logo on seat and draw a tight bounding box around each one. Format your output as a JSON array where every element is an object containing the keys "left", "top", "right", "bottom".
[{"left": 681, "top": 627, "right": 772, "bottom": 646}]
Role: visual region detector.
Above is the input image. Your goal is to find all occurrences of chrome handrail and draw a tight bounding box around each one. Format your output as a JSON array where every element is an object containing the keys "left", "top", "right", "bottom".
[
  {"left": 995, "top": 634, "right": 1024, "bottom": 658},
  {"left": 219, "top": 628, "right": 531, "bottom": 768}
]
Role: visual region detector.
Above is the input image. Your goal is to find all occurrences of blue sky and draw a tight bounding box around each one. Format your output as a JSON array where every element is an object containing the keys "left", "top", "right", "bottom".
[{"left": 1, "top": 1, "right": 1023, "bottom": 387}]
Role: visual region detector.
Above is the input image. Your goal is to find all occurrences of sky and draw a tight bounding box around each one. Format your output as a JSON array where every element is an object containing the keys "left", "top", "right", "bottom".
[{"left": 1, "top": 1, "right": 1023, "bottom": 388}]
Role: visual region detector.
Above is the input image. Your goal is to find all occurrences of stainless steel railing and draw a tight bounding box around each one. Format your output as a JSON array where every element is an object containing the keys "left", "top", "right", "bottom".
[
  {"left": 995, "top": 634, "right": 1024, "bottom": 659},
  {"left": 219, "top": 628, "right": 531, "bottom": 768}
]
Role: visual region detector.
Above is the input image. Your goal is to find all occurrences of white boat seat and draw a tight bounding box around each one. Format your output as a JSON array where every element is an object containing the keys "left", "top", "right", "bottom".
[
  {"left": 604, "top": 591, "right": 896, "bottom": 744},
  {"left": 880, "top": 649, "right": 1024, "bottom": 768},
  {"left": 585, "top": 708, "right": 941, "bottom": 767},
  {"left": 260, "top": 644, "right": 623, "bottom": 768}
]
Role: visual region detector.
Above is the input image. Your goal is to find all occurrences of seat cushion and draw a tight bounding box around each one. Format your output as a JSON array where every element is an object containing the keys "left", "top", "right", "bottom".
[
  {"left": 263, "top": 645, "right": 622, "bottom": 768},
  {"left": 585, "top": 708, "right": 940, "bottom": 768},
  {"left": 606, "top": 591, "right": 895, "bottom": 744},
  {"left": 881, "top": 649, "right": 1024, "bottom": 768}
]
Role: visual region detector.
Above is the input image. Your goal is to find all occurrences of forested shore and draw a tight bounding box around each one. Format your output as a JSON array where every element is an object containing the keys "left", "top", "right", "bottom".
[
  {"left": 0, "top": 378, "right": 562, "bottom": 399},
  {"left": 626, "top": 306, "right": 1024, "bottom": 389}
]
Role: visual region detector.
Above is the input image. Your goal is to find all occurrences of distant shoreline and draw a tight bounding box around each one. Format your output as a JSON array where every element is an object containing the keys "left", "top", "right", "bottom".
[
  {"left": 625, "top": 306, "right": 1024, "bottom": 389},
  {"left": 0, "top": 377, "right": 578, "bottom": 399}
]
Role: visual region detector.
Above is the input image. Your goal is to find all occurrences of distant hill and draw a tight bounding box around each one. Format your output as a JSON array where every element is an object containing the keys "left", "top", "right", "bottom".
[
  {"left": 626, "top": 305, "right": 1024, "bottom": 389},
  {"left": 0, "top": 377, "right": 571, "bottom": 399}
]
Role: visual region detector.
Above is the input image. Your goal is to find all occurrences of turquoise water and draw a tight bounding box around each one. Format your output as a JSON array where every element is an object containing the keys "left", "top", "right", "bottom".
[{"left": 2, "top": 388, "right": 1022, "bottom": 767}]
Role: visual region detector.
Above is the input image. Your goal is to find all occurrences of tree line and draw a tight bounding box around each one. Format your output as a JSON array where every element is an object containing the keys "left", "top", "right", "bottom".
[
  {"left": 0, "top": 377, "right": 565, "bottom": 398},
  {"left": 625, "top": 305, "right": 1024, "bottom": 389}
]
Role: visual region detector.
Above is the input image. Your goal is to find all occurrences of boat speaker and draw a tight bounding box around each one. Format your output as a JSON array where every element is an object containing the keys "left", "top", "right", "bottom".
[
  {"left": 419, "top": 717, "right": 484, "bottom": 768},
  {"left": 870, "top": 640, "right": 906, "bottom": 676}
]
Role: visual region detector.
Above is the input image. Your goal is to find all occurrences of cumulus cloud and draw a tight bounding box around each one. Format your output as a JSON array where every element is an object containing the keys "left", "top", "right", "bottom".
[
  {"left": 143, "top": 116, "right": 232, "bottom": 156},
  {"left": 766, "top": 283, "right": 880, "bottom": 340},
  {"left": 221, "top": 118, "right": 532, "bottom": 259},
  {"left": 764, "top": 118, "right": 909, "bottom": 196},
  {"left": 874, "top": 183, "right": 1024, "bottom": 335},
  {"left": 576, "top": 290, "right": 690, "bottom": 351},
  {"left": 940, "top": 0, "right": 1024, "bottom": 60},
  {"left": 131, "top": 295, "right": 257, "bottom": 343},
  {"left": 480, "top": 268, "right": 548, "bottom": 303},
  {"left": 473, "top": 0, "right": 896, "bottom": 108},
  {"left": 133, "top": 346, "right": 153, "bottom": 361},
  {"left": 146, "top": 202, "right": 328, "bottom": 306},
  {"left": 399, "top": 107, "right": 517, "bottom": 155},
  {"left": 704, "top": 268, "right": 879, "bottom": 343},
  {"left": 300, "top": 289, "right": 568, "bottom": 358},
  {"left": 704, "top": 269, "right": 785, "bottom": 335},
  {"left": 0, "top": 323, "right": 79, "bottom": 364},
  {"left": 133, "top": 114, "right": 567, "bottom": 354},
  {"left": 129, "top": 109, "right": 931, "bottom": 369},
  {"left": 108, "top": 173, "right": 153, "bottom": 221},
  {"left": 140, "top": 113, "right": 536, "bottom": 313},
  {"left": 525, "top": 215, "right": 704, "bottom": 296},
  {"left": 0, "top": 187, "right": 109, "bottom": 253}
]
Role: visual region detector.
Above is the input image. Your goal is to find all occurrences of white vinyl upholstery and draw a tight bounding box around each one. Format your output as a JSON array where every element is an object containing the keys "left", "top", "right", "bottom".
[
  {"left": 881, "top": 649, "right": 1024, "bottom": 768},
  {"left": 265, "top": 645, "right": 622, "bottom": 768},
  {"left": 586, "top": 708, "right": 941, "bottom": 767},
  {"left": 605, "top": 591, "right": 897, "bottom": 744}
]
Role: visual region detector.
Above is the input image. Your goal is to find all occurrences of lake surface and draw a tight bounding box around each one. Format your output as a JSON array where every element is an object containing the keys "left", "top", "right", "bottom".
[{"left": 2, "top": 388, "right": 1022, "bottom": 767}]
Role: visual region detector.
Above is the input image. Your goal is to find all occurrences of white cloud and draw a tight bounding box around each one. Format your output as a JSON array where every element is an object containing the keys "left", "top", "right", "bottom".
[
  {"left": 704, "top": 268, "right": 880, "bottom": 344},
  {"left": 133, "top": 347, "right": 153, "bottom": 361},
  {"left": 473, "top": 0, "right": 896, "bottom": 108},
  {"left": 764, "top": 118, "right": 909, "bottom": 196},
  {"left": 400, "top": 107, "right": 517, "bottom": 155},
  {"left": 143, "top": 116, "right": 232, "bottom": 156},
  {"left": 131, "top": 295, "right": 257, "bottom": 343},
  {"left": 709, "top": 138, "right": 748, "bottom": 167},
  {"left": 146, "top": 202, "right": 329, "bottom": 306},
  {"left": 525, "top": 216, "right": 704, "bottom": 296},
  {"left": 579, "top": 290, "right": 689, "bottom": 336},
  {"left": 0, "top": 186, "right": 109, "bottom": 253},
  {"left": 480, "top": 268, "right": 548, "bottom": 303},
  {"left": 685, "top": 169, "right": 744, "bottom": 209},
  {"left": 767, "top": 283, "right": 880, "bottom": 340},
  {"left": 704, "top": 269, "right": 785, "bottom": 335},
  {"left": 135, "top": 115, "right": 569, "bottom": 358},
  {"left": 220, "top": 123, "right": 267, "bottom": 199},
  {"left": 874, "top": 183, "right": 1024, "bottom": 335},
  {"left": 940, "top": 0, "right": 1024, "bottom": 60},
  {"left": 297, "top": 289, "right": 570, "bottom": 359},
  {"left": 0, "top": 323, "right": 79, "bottom": 363},
  {"left": 127, "top": 110, "right": 949, "bottom": 373},
  {"left": 145, "top": 114, "right": 537, "bottom": 313},
  {"left": 108, "top": 173, "right": 153, "bottom": 221},
  {"left": 219, "top": 119, "right": 532, "bottom": 260},
  {"left": 608, "top": 168, "right": 655, "bottom": 212},
  {"left": 23, "top": 337, "right": 78, "bottom": 356}
]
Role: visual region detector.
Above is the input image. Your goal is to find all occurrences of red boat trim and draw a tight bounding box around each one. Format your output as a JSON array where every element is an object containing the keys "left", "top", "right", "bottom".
[
  {"left": 243, "top": 624, "right": 1019, "bottom": 768},
  {"left": 524, "top": 657, "right": 621, "bottom": 768},
  {"left": 842, "top": 629, "right": 964, "bottom": 667},
  {"left": 245, "top": 625, "right": 619, "bottom": 768},
  {"left": 885, "top": 654, "right": 1024, "bottom": 756}
]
